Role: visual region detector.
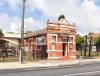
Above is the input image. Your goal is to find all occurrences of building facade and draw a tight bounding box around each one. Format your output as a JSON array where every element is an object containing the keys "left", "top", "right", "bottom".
[{"left": 24, "top": 18, "right": 76, "bottom": 60}]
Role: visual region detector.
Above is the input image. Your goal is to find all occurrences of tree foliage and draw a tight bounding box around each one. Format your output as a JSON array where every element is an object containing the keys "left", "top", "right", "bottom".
[
  {"left": 58, "top": 14, "right": 65, "bottom": 20},
  {"left": 0, "top": 29, "right": 6, "bottom": 47},
  {"left": 88, "top": 32, "right": 93, "bottom": 35},
  {"left": 0, "top": 29, "right": 4, "bottom": 38},
  {"left": 95, "top": 36, "right": 100, "bottom": 45},
  {"left": 76, "top": 34, "right": 84, "bottom": 46}
]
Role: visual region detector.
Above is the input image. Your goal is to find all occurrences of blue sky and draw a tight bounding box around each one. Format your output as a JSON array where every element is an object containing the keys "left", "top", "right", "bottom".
[{"left": 0, "top": 0, "right": 100, "bottom": 35}]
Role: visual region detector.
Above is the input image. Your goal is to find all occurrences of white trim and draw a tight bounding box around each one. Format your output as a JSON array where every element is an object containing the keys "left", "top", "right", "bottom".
[
  {"left": 68, "top": 26, "right": 76, "bottom": 28},
  {"left": 48, "top": 24, "right": 57, "bottom": 26},
  {"left": 69, "top": 35, "right": 75, "bottom": 37},
  {"left": 73, "top": 36, "right": 75, "bottom": 44},
  {"left": 47, "top": 50, "right": 62, "bottom": 52},
  {"left": 49, "top": 34, "right": 57, "bottom": 42},
  {"left": 59, "top": 25, "right": 68, "bottom": 27},
  {"left": 56, "top": 42, "right": 68, "bottom": 43},
  {"left": 48, "top": 57, "right": 62, "bottom": 59},
  {"left": 49, "top": 42, "right": 73, "bottom": 43},
  {"left": 70, "top": 56, "right": 76, "bottom": 58},
  {"left": 59, "top": 27, "right": 75, "bottom": 30}
]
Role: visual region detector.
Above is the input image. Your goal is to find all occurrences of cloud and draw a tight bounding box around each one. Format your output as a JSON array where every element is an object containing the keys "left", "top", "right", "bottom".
[
  {"left": 11, "top": 22, "right": 18, "bottom": 32},
  {"left": 0, "top": 0, "right": 100, "bottom": 35},
  {"left": 0, "top": 13, "right": 11, "bottom": 32},
  {"left": 78, "top": 0, "right": 100, "bottom": 34},
  {"left": 0, "top": 12, "right": 45, "bottom": 33},
  {"left": 24, "top": 17, "right": 46, "bottom": 31},
  {"left": 27, "top": 0, "right": 100, "bottom": 34},
  {"left": 5, "top": 0, "right": 20, "bottom": 10},
  {"left": 26, "top": 0, "right": 44, "bottom": 11},
  {"left": 0, "top": 13, "right": 20, "bottom": 33}
]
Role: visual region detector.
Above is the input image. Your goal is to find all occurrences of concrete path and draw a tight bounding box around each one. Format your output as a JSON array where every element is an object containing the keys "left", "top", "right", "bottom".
[{"left": 0, "top": 59, "right": 100, "bottom": 70}]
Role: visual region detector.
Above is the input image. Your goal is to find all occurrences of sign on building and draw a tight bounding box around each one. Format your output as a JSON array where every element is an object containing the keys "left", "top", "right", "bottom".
[{"left": 92, "top": 46, "right": 96, "bottom": 51}]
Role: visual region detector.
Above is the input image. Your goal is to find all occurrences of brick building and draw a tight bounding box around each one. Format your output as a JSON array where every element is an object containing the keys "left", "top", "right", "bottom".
[
  {"left": 87, "top": 32, "right": 100, "bottom": 45},
  {"left": 24, "top": 18, "right": 76, "bottom": 60}
]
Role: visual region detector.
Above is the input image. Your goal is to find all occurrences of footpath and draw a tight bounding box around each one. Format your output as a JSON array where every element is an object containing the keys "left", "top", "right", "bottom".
[{"left": 0, "top": 59, "right": 100, "bottom": 70}]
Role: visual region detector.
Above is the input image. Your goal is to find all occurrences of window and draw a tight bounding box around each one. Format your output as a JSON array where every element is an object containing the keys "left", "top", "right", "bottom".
[
  {"left": 36, "top": 36, "right": 45, "bottom": 45},
  {"left": 51, "top": 36, "right": 56, "bottom": 42},
  {"left": 69, "top": 37, "right": 73, "bottom": 43},
  {"left": 69, "top": 44, "right": 73, "bottom": 50},
  {"left": 50, "top": 35, "right": 57, "bottom": 50}
]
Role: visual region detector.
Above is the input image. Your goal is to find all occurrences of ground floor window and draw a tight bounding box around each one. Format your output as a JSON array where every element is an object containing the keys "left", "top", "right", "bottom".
[{"left": 51, "top": 43, "right": 56, "bottom": 50}]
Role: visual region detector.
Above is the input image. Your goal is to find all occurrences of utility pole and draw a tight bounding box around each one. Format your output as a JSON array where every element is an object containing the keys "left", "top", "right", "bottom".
[{"left": 19, "top": 0, "right": 26, "bottom": 63}]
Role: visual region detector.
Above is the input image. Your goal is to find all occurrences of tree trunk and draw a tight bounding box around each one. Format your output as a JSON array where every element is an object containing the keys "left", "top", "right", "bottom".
[
  {"left": 89, "top": 36, "right": 92, "bottom": 56},
  {"left": 84, "top": 36, "right": 87, "bottom": 56},
  {"left": 80, "top": 45, "right": 83, "bottom": 56},
  {"left": 96, "top": 45, "right": 99, "bottom": 56}
]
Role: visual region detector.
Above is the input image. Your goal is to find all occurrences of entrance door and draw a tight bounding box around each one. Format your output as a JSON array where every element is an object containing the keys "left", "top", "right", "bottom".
[
  {"left": 41, "top": 45, "right": 47, "bottom": 59},
  {"left": 62, "top": 43, "right": 66, "bottom": 56}
]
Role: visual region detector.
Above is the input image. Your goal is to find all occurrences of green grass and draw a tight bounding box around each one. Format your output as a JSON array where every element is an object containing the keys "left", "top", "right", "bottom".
[{"left": 76, "top": 50, "right": 100, "bottom": 58}]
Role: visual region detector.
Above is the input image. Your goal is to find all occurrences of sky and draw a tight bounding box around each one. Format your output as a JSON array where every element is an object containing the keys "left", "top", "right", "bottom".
[{"left": 0, "top": 0, "right": 100, "bottom": 35}]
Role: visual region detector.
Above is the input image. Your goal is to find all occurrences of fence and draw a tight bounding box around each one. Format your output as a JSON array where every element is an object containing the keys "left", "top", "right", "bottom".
[{"left": 77, "top": 45, "right": 100, "bottom": 58}]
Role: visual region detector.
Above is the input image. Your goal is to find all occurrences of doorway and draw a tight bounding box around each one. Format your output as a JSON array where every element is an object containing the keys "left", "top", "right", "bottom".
[{"left": 62, "top": 43, "right": 66, "bottom": 56}]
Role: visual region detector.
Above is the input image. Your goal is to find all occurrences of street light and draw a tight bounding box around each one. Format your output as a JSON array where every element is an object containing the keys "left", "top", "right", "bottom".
[{"left": 19, "top": 0, "right": 26, "bottom": 63}]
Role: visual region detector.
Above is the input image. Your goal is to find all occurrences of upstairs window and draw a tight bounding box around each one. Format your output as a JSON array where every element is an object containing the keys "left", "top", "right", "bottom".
[{"left": 51, "top": 36, "right": 56, "bottom": 42}]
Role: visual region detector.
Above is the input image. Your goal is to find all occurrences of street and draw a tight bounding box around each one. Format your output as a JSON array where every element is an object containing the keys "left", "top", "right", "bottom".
[{"left": 0, "top": 62, "right": 100, "bottom": 76}]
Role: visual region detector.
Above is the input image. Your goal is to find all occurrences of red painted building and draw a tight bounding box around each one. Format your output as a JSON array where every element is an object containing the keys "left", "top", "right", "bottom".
[{"left": 24, "top": 18, "right": 76, "bottom": 60}]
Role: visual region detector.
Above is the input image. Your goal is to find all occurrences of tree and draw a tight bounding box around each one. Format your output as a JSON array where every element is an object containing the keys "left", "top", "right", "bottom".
[
  {"left": 76, "top": 34, "right": 84, "bottom": 56},
  {"left": 95, "top": 36, "right": 100, "bottom": 56},
  {"left": 0, "top": 29, "right": 6, "bottom": 48},
  {"left": 76, "top": 34, "right": 84, "bottom": 48},
  {"left": 88, "top": 36, "right": 92, "bottom": 56},
  {"left": 58, "top": 14, "right": 65, "bottom": 20},
  {"left": 0, "top": 29, "right": 4, "bottom": 38},
  {"left": 95, "top": 36, "right": 100, "bottom": 45},
  {"left": 88, "top": 32, "right": 93, "bottom": 35},
  {"left": 25, "top": 31, "right": 32, "bottom": 34}
]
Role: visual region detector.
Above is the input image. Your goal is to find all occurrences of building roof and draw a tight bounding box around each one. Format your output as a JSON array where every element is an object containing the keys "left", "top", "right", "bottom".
[
  {"left": 88, "top": 32, "right": 100, "bottom": 39},
  {"left": 25, "top": 28, "right": 47, "bottom": 38},
  {"left": 4, "top": 33, "right": 21, "bottom": 39}
]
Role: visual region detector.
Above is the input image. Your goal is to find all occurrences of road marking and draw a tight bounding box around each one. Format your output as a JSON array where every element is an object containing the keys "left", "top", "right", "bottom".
[{"left": 62, "top": 71, "right": 100, "bottom": 76}]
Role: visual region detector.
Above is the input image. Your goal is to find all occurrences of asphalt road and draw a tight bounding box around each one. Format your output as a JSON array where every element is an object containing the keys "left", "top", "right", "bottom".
[{"left": 1, "top": 62, "right": 100, "bottom": 76}]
